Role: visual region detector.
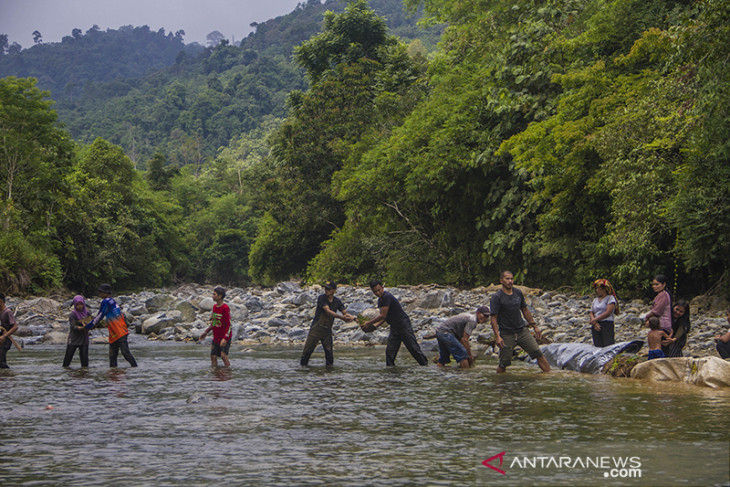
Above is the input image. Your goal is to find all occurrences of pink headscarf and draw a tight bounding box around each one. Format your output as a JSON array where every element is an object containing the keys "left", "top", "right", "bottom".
[{"left": 72, "top": 295, "right": 89, "bottom": 322}]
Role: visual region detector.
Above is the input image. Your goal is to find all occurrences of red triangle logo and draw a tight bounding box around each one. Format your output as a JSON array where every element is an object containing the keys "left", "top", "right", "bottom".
[{"left": 482, "top": 451, "right": 506, "bottom": 475}]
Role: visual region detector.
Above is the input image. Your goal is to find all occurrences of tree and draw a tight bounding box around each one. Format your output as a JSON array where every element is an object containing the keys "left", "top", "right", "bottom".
[
  {"left": 32, "top": 30, "right": 42, "bottom": 44},
  {"left": 294, "top": 0, "right": 390, "bottom": 83},
  {"left": 0, "top": 76, "right": 74, "bottom": 292},
  {"left": 206, "top": 30, "right": 226, "bottom": 47}
]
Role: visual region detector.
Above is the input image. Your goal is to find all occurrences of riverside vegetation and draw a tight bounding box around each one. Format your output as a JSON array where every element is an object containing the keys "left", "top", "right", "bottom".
[{"left": 1, "top": 0, "right": 729, "bottom": 302}]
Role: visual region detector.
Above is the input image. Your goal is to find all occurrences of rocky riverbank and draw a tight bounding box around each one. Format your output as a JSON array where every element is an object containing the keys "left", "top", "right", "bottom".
[{"left": 7, "top": 282, "right": 729, "bottom": 359}]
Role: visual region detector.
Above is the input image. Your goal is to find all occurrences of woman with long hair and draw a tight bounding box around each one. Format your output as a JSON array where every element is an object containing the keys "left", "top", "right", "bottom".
[
  {"left": 663, "top": 299, "right": 690, "bottom": 357},
  {"left": 645, "top": 274, "right": 673, "bottom": 336}
]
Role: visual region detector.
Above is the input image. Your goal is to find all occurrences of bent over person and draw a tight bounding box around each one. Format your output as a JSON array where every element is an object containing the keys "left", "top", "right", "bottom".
[
  {"left": 362, "top": 280, "right": 428, "bottom": 366},
  {"left": 489, "top": 271, "right": 550, "bottom": 373},
  {"left": 435, "top": 306, "right": 490, "bottom": 369},
  {"left": 300, "top": 281, "right": 354, "bottom": 367},
  {"left": 87, "top": 283, "right": 138, "bottom": 368}
]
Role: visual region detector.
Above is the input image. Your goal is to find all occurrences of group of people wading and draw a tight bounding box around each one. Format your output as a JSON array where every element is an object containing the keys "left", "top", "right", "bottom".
[
  {"left": 301, "top": 272, "right": 551, "bottom": 373},
  {"left": 1, "top": 272, "right": 729, "bottom": 371}
]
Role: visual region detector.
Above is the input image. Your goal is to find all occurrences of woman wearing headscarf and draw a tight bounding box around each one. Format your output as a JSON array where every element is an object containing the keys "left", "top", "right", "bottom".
[
  {"left": 589, "top": 279, "right": 620, "bottom": 347},
  {"left": 63, "top": 295, "right": 91, "bottom": 367},
  {"left": 663, "top": 299, "right": 690, "bottom": 357}
]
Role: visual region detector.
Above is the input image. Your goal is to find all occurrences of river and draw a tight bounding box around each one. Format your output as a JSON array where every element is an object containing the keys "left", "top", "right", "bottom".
[{"left": 1, "top": 341, "right": 728, "bottom": 486}]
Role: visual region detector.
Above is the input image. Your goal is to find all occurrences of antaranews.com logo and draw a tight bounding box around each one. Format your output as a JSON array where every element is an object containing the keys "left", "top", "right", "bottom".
[
  {"left": 476, "top": 441, "right": 728, "bottom": 486},
  {"left": 482, "top": 451, "right": 642, "bottom": 479}
]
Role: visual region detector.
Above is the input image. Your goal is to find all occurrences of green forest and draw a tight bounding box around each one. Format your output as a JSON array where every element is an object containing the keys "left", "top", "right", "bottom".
[{"left": 0, "top": 0, "right": 729, "bottom": 300}]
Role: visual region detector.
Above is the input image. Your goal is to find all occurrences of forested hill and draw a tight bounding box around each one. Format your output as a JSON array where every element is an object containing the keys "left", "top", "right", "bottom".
[
  {"left": 1, "top": 0, "right": 729, "bottom": 301},
  {"left": 0, "top": 25, "right": 204, "bottom": 100},
  {"left": 0, "top": 0, "right": 440, "bottom": 166}
]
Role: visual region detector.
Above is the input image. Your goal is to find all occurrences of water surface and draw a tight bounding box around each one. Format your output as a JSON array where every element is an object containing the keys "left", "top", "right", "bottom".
[{"left": 1, "top": 342, "right": 728, "bottom": 486}]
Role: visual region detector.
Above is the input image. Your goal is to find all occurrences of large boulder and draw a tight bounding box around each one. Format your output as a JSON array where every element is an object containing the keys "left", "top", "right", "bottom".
[
  {"left": 630, "top": 357, "right": 730, "bottom": 388},
  {"left": 198, "top": 297, "right": 215, "bottom": 311},
  {"left": 144, "top": 294, "right": 176, "bottom": 313},
  {"left": 243, "top": 297, "right": 264, "bottom": 312},
  {"left": 416, "top": 290, "right": 454, "bottom": 309},
  {"left": 229, "top": 303, "right": 249, "bottom": 322},
  {"left": 142, "top": 311, "right": 184, "bottom": 335},
  {"left": 175, "top": 300, "right": 198, "bottom": 322},
  {"left": 275, "top": 281, "right": 301, "bottom": 294},
  {"left": 15, "top": 298, "right": 61, "bottom": 316}
]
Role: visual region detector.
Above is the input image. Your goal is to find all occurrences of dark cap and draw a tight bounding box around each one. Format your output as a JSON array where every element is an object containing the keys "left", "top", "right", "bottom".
[
  {"left": 323, "top": 280, "right": 337, "bottom": 290},
  {"left": 98, "top": 283, "right": 112, "bottom": 294},
  {"left": 476, "top": 305, "right": 491, "bottom": 316}
]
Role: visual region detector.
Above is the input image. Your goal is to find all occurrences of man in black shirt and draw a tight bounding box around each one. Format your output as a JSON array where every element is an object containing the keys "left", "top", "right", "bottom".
[
  {"left": 300, "top": 281, "right": 354, "bottom": 366},
  {"left": 490, "top": 271, "right": 550, "bottom": 373},
  {"left": 362, "top": 280, "right": 428, "bottom": 366}
]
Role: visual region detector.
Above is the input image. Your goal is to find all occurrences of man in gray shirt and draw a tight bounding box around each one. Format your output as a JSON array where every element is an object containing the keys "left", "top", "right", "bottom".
[
  {"left": 490, "top": 270, "right": 550, "bottom": 373},
  {"left": 435, "top": 306, "right": 491, "bottom": 368}
]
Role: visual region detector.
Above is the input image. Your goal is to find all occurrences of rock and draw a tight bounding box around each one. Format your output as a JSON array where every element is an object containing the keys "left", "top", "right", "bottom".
[
  {"left": 275, "top": 281, "right": 301, "bottom": 294},
  {"left": 15, "top": 298, "right": 61, "bottom": 316},
  {"left": 243, "top": 297, "right": 264, "bottom": 312},
  {"left": 175, "top": 300, "right": 198, "bottom": 322},
  {"left": 288, "top": 328, "right": 307, "bottom": 341},
  {"left": 142, "top": 311, "right": 183, "bottom": 335},
  {"left": 41, "top": 330, "right": 67, "bottom": 344},
  {"left": 417, "top": 290, "right": 454, "bottom": 309},
  {"left": 128, "top": 304, "right": 148, "bottom": 316},
  {"left": 144, "top": 294, "right": 176, "bottom": 313},
  {"left": 267, "top": 317, "right": 290, "bottom": 329},
  {"left": 630, "top": 357, "right": 730, "bottom": 388},
  {"left": 198, "top": 297, "right": 215, "bottom": 311}
]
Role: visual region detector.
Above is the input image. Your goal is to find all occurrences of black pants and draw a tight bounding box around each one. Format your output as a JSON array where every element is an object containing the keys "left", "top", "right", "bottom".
[
  {"left": 300, "top": 330, "right": 334, "bottom": 366},
  {"left": 386, "top": 323, "right": 428, "bottom": 366},
  {"left": 109, "top": 335, "right": 137, "bottom": 367},
  {"left": 591, "top": 320, "right": 615, "bottom": 347},
  {"left": 0, "top": 340, "right": 11, "bottom": 368},
  {"left": 63, "top": 343, "right": 89, "bottom": 367},
  {"left": 717, "top": 340, "right": 730, "bottom": 360}
]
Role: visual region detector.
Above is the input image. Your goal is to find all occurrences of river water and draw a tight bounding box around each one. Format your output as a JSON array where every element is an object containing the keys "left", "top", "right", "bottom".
[{"left": 1, "top": 341, "right": 728, "bottom": 486}]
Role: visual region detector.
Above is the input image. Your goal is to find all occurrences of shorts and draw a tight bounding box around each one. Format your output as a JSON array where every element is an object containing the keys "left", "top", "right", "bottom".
[
  {"left": 499, "top": 327, "right": 543, "bottom": 368},
  {"left": 647, "top": 349, "right": 665, "bottom": 360},
  {"left": 211, "top": 340, "right": 231, "bottom": 357}
]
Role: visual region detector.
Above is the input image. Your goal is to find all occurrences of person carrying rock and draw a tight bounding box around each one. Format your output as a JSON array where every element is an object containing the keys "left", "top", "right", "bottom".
[
  {"left": 300, "top": 281, "right": 354, "bottom": 367},
  {"left": 362, "top": 280, "right": 429, "bottom": 366},
  {"left": 435, "top": 306, "right": 490, "bottom": 369},
  {"left": 0, "top": 293, "right": 19, "bottom": 369},
  {"left": 87, "top": 283, "right": 138, "bottom": 368},
  {"left": 199, "top": 286, "right": 232, "bottom": 368},
  {"left": 489, "top": 271, "right": 550, "bottom": 373},
  {"left": 63, "top": 295, "right": 91, "bottom": 368}
]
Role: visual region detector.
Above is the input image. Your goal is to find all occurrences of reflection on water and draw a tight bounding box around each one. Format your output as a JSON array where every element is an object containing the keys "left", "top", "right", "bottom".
[{"left": 1, "top": 343, "right": 728, "bottom": 486}]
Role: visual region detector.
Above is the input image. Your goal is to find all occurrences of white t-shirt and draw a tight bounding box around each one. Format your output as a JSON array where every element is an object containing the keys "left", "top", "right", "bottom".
[{"left": 591, "top": 295, "right": 617, "bottom": 322}]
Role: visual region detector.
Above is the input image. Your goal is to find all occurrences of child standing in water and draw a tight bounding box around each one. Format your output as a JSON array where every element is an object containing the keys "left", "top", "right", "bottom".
[
  {"left": 647, "top": 316, "right": 674, "bottom": 360},
  {"left": 198, "top": 287, "right": 232, "bottom": 367},
  {"left": 63, "top": 295, "right": 91, "bottom": 367}
]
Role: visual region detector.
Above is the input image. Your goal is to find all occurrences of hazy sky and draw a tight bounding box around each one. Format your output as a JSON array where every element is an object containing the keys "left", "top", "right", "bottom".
[{"left": 0, "top": 0, "right": 309, "bottom": 48}]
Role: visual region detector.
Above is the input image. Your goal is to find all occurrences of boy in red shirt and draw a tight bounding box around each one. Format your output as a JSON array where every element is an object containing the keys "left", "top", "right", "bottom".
[{"left": 199, "top": 287, "right": 232, "bottom": 367}]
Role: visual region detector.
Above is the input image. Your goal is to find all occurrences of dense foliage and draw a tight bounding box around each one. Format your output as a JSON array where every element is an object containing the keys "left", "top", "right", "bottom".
[{"left": 1, "top": 0, "right": 729, "bottom": 299}]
